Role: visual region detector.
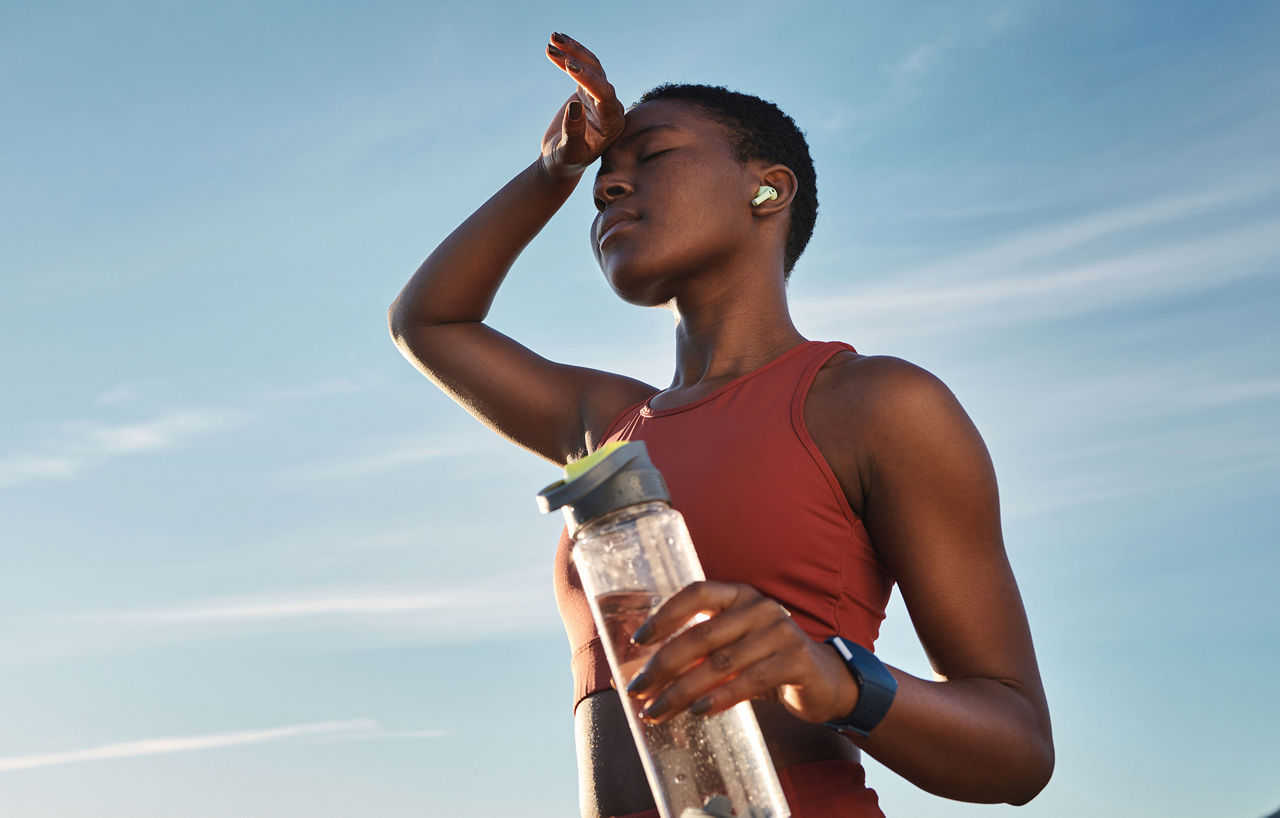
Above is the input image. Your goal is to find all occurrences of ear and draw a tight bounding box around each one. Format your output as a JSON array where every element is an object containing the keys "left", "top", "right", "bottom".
[{"left": 748, "top": 164, "right": 799, "bottom": 218}]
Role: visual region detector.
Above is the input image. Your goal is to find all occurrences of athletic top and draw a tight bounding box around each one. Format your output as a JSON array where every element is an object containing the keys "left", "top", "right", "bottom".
[{"left": 553, "top": 340, "right": 895, "bottom": 712}]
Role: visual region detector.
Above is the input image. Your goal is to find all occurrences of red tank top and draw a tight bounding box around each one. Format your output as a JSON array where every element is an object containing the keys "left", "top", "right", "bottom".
[{"left": 553, "top": 341, "right": 894, "bottom": 711}]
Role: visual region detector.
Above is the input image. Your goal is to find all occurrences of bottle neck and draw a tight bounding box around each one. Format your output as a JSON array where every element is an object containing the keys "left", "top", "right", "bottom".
[{"left": 573, "top": 500, "right": 671, "bottom": 540}]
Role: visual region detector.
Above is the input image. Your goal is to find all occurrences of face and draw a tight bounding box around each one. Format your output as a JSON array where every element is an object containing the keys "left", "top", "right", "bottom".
[{"left": 590, "top": 100, "right": 758, "bottom": 305}]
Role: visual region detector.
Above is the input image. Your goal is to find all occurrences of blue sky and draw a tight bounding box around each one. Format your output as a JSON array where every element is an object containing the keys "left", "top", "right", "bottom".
[{"left": 1, "top": 1, "right": 1277, "bottom": 816}]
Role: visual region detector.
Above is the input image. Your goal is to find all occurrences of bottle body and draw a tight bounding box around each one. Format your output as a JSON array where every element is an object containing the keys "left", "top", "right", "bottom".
[{"left": 573, "top": 501, "right": 789, "bottom": 818}]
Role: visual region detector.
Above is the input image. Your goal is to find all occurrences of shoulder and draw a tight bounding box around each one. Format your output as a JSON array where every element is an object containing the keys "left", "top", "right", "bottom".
[
  {"left": 805, "top": 352, "right": 981, "bottom": 515},
  {"left": 809, "top": 352, "right": 965, "bottom": 438}
]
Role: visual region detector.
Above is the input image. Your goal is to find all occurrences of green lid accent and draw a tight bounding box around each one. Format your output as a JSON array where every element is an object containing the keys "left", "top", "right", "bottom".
[
  {"left": 536, "top": 440, "right": 670, "bottom": 533},
  {"left": 564, "top": 441, "right": 628, "bottom": 483}
]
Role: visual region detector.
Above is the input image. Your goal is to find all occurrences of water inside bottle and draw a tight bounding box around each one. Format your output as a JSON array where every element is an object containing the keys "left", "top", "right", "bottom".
[
  {"left": 594, "top": 589, "right": 779, "bottom": 818},
  {"left": 596, "top": 589, "right": 663, "bottom": 682}
]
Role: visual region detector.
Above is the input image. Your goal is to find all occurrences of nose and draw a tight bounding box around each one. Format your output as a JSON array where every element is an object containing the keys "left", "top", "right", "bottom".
[{"left": 592, "top": 174, "right": 633, "bottom": 211}]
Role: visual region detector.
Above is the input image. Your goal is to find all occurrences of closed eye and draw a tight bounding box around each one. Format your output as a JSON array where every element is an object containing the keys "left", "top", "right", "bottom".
[{"left": 640, "top": 148, "right": 673, "bottom": 163}]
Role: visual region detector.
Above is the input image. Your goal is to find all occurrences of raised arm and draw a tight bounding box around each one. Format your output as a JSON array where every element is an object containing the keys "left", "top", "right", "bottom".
[{"left": 389, "top": 34, "right": 655, "bottom": 464}]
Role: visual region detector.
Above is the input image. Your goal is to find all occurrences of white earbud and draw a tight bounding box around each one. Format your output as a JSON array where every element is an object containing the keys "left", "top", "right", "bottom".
[{"left": 751, "top": 185, "right": 779, "bottom": 207}]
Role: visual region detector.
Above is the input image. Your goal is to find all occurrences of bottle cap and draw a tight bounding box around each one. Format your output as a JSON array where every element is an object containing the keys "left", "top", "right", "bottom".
[{"left": 536, "top": 441, "right": 670, "bottom": 534}]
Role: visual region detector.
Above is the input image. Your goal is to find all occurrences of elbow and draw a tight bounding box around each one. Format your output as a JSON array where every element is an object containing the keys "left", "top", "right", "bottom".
[
  {"left": 387, "top": 301, "right": 405, "bottom": 343},
  {"left": 387, "top": 297, "right": 419, "bottom": 349},
  {"left": 1005, "top": 733, "right": 1055, "bottom": 806}
]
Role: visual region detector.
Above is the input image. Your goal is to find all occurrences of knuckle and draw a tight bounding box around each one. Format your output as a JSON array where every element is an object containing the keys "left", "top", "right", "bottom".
[
  {"left": 733, "top": 584, "right": 760, "bottom": 608},
  {"left": 768, "top": 618, "right": 798, "bottom": 640},
  {"left": 749, "top": 595, "right": 775, "bottom": 615},
  {"left": 709, "top": 647, "right": 735, "bottom": 673},
  {"left": 690, "top": 621, "right": 719, "bottom": 647},
  {"left": 747, "top": 662, "right": 773, "bottom": 687}
]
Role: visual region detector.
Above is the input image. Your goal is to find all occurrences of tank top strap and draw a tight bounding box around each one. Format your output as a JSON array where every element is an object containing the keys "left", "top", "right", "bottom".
[
  {"left": 788, "top": 341, "right": 862, "bottom": 531},
  {"left": 789, "top": 341, "right": 857, "bottom": 414},
  {"left": 600, "top": 396, "right": 650, "bottom": 441}
]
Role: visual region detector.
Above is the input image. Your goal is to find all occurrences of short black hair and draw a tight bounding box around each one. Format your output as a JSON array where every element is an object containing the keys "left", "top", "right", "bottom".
[{"left": 636, "top": 83, "right": 818, "bottom": 278}]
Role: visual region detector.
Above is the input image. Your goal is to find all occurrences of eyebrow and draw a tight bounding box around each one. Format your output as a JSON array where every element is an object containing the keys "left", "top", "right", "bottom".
[{"left": 595, "top": 123, "right": 682, "bottom": 179}]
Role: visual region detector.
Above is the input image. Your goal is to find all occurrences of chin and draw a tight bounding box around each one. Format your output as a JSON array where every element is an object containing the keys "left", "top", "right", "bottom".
[
  {"left": 604, "top": 263, "right": 683, "bottom": 308},
  {"left": 601, "top": 246, "right": 703, "bottom": 307},
  {"left": 608, "top": 277, "right": 670, "bottom": 308}
]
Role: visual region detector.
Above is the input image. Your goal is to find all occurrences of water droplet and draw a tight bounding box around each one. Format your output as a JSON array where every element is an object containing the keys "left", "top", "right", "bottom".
[{"left": 674, "top": 773, "right": 687, "bottom": 784}]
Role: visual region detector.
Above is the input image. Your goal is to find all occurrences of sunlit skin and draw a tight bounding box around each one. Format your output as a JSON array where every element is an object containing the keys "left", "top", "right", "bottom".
[{"left": 390, "top": 32, "right": 1053, "bottom": 818}]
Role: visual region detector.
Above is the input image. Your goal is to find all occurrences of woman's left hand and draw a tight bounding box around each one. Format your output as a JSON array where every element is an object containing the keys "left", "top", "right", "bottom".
[{"left": 624, "top": 580, "right": 857, "bottom": 724}]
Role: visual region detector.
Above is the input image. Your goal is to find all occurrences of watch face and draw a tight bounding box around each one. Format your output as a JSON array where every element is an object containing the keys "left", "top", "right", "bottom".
[
  {"left": 823, "top": 636, "right": 896, "bottom": 737},
  {"left": 831, "top": 636, "right": 857, "bottom": 664}
]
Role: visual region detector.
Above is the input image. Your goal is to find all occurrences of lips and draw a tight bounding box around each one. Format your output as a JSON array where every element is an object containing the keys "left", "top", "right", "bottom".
[{"left": 597, "top": 209, "right": 640, "bottom": 246}]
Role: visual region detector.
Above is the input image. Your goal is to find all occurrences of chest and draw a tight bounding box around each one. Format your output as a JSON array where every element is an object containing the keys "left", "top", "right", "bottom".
[{"left": 607, "top": 396, "right": 864, "bottom": 630}]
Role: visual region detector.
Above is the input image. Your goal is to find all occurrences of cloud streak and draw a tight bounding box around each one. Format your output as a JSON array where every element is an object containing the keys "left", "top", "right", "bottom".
[
  {"left": 795, "top": 184, "right": 1280, "bottom": 340},
  {"left": 0, "top": 719, "right": 408, "bottom": 773},
  {"left": 280, "top": 441, "right": 475, "bottom": 483},
  {"left": 85, "top": 588, "right": 483, "bottom": 624},
  {"left": 890, "top": 5, "right": 1018, "bottom": 80},
  {"left": 69, "top": 568, "right": 556, "bottom": 638},
  {"left": 0, "top": 408, "right": 243, "bottom": 488}
]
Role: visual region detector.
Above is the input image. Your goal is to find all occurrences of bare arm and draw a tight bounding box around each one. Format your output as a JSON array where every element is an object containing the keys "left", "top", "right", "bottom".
[
  {"left": 842, "top": 358, "right": 1053, "bottom": 803},
  {"left": 389, "top": 35, "right": 654, "bottom": 463},
  {"left": 626, "top": 356, "right": 1052, "bottom": 805}
]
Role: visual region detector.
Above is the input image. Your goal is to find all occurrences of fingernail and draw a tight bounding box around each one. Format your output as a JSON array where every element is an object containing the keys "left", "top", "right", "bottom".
[
  {"left": 547, "top": 43, "right": 566, "bottom": 58},
  {"left": 551, "top": 32, "right": 566, "bottom": 44},
  {"left": 689, "top": 697, "right": 712, "bottom": 716},
  {"left": 567, "top": 100, "right": 583, "bottom": 121},
  {"left": 626, "top": 672, "right": 650, "bottom": 694},
  {"left": 643, "top": 697, "right": 669, "bottom": 719},
  {"left": 631, "top": 622, "right": 653, "bottom": 644},
  {"left": 566, "top": 60, "right": 582, "bottom": 73}
]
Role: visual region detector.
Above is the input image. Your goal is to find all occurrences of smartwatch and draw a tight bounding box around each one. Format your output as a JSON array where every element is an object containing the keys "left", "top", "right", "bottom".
[{"left": 823, "top": 636, "right": 897, "bottom": 738}]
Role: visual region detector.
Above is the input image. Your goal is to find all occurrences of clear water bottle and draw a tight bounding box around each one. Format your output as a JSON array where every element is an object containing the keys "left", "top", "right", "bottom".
[{"left": 538, "top": 441, "right": 790, "bottom": 818}]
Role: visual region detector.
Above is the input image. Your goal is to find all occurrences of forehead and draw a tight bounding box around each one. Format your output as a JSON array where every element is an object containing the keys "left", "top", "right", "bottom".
[{"left": 614, "top": 99, "right": 733, "bottom": 148}]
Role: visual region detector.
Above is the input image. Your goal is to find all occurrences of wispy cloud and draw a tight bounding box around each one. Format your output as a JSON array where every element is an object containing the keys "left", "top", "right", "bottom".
[
  {"left": 255, "top": 376, "right": 376, "bottom": 402},
  {"left": 0, "top": 719, "right": 446, "bottom": 773},
  {"left": 977, "top": 362, "right": 1280, "bottom": 518},
  {"left": 0, "top": 454, "right": 81, "bottom": 485},
  {"left": 3, "top": 373, "right": 383, "bottom": 489},
  {"left": 890, "top": 185, "right": 1256, "bottom": 286},
  {"left": 278, "top": 433, "right": 487, "bottom": 483},
  {"left": 93, "top": 381, "right": 153, "bottom": 406},
  {"left": 889, "top": 4, "right": 1024, "bottom": 82},
  {"left": 70, "top": 568, "right": 556, "bottom": 636},
  {"left": 63, "top": 410, "right": 238, "bottom": 455},
  {"left": 818, "top": 4, "right": 1025, "bottom": 137},
  {"left": 85, "top": 588, "right": 481, "bottom": 624},
  {"left": 0, "top": 408, "right": 244, "bottom": 488},
  {"left": 795, "top": 184, "right": 1280, "bottom": 340},
  {"left": 896, "top": 42, "right": 942, "bottom": 78}
]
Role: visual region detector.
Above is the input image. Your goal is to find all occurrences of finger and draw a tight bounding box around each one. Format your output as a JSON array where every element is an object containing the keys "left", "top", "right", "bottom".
[
  {"left": 546, "top": 40, "right": 594, "bottom": 81},
  {"left": 637, "top": 618, "right": 800, "bottom": 723},
  {"left": 682, "top": 651, "right": 799, "bottom": 720},
  {"left": 545, "top": 44, "right": 566, "bottom": 70},
  {"left": 547, "top": 49, "right": 616, "bottom": 115},
  {"left": 558, "top": 98, "right": 588, "bottom": 164},
  {"left": 565, "top": 60, "right": 622, "bottom": 120},
  {"left": 629, "top": 593, "right": 788, "bottom": 698},
  {"left": 632, "top": 581, "right": 749, "bottom": 646},
  {"left": 544, "top": 41, "right": 621, "bottom": 118},
  {"left": 550, "top": 32, "right": 606, "bottom": 71}
]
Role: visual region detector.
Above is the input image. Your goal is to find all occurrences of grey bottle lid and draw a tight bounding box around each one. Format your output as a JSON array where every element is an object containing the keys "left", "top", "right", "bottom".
[{"left": 536, "top": 441, "right": 670, "bottom": 533}]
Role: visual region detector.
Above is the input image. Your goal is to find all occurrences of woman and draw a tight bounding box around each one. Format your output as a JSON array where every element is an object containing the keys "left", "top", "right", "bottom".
[{"left": 389, "top": 33, "right": 1053, "bottom": 818}]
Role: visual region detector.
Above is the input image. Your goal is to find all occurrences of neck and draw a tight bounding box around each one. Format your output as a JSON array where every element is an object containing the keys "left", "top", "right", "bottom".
[{"left": 666, "top": 269, "right": 806, "bottom": 391}]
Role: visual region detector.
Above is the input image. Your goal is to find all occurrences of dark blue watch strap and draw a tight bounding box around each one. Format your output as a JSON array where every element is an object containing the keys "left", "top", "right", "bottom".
[{"left": 823, "top": 636, "right": 897, "bottom": 738}]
